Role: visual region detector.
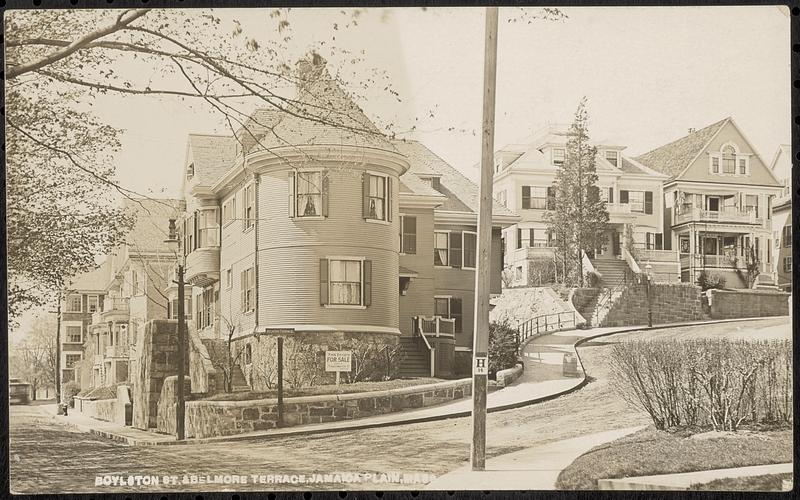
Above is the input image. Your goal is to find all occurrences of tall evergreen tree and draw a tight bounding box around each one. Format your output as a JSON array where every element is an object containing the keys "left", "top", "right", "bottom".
[{"left": 544, "top": 98, "right": 609, "bottom": 286}]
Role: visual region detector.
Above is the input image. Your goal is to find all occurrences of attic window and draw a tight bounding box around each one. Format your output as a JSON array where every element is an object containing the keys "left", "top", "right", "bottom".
[
  {"left": 604, "top": 150, "right": 619, "bottom": 167},
  {"left": 552, "top": 148, "right": 565, "bottom": 166},
  {"left": 187, "top": 163, "right": 195, "bottom": 178}
]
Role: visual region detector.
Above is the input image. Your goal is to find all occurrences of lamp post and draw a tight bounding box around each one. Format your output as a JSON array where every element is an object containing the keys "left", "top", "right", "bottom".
[
  {"left": 164, "top": 218, "right": 186, "bottom": 440},
  {"left": 645, "top": 261, "right": 653, "bottom": 328}
]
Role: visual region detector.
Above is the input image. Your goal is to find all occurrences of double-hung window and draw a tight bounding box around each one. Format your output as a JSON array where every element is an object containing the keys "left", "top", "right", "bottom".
[
  {"left": 522, "top": 186, "right": 548, "bottom": 209},
  {"left": 222, "top": 195, "right": 236, "bottom": 226},
  {"left": 67, "top": 294, "right": 82, "bottom": 313},
  {"left": 198, "top": 208, "right": 220, "bottom": 247},
  {"left": 167, "top": 296, "right": 192, "bottom": 320},
  {"left": 744, "top": 195, "right": 759, "bottom": 218},
  {"left": 196, "top": 286, "right": 216, "bottom": 329},
  {"left": 87, "top": 295, "right": 99, "bottom": 313},
  {"left": 605, "top": 150, "right": 619, "bottom": 167},
  {"left": 66, "top": 326, "right": 82, "bottom": 343},
  {"left": 463, "top": 231, "right": 477, "bottom": 269},
  {"left": 289, "top": 170, "right": 327, "bottom": 218},
  {"left": 783, "top": 225, "right": 792, "bottom": 247},
  {"left": 65, "top": 354, "right": 82, "bottom": 368},
  {"left": 434, "top": 296, "right": 463, "bottom": 333},
  {"left": 240, "top": 267, "right": 255, "bottom": 313},
  {"left": 363, "top": 172, "right": 392, "bottom": 222},
  {"left": 400, "top": 215, "right": 417, "bottom": 254},
  {"left": 722, "top": 146, "right": 736, "bottom": 174},
  {"left": 320, "top": 258, "right": 372, "bottom": 307},
  {"left": 552, "top": 148, "right": 565, "bottom": 166},
  {"left": 627, "top": 191, "right": 644, "bottom": 212}
]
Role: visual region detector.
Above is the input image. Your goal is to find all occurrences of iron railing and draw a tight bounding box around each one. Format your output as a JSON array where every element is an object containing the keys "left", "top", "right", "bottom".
[{"left": 516, "top": 311, "right": 576, "bottom": 346}]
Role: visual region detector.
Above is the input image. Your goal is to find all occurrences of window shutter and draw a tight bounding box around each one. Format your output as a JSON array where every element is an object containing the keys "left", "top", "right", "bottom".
[
  {"left": 522, "top": 186, "right": 531, "bottom": 209},
  {"left": 240, "top": 270, "right": 247, "bottom": 312},
  {"left": 529, "top": 228, "right": 535, "bottom": 246},
  {"left": 608, "top": 187, "right": 614, "bottom": 204},
  {"left": 362, "top": 172, "right": 370, "bottom": 219},
  {"left": 193, "top": 211, "right": 199, "bottom": 251},
  {"left": 644, "top": 191, "right": 653, "bottom": 214},
  {"left": 546, "top": 186, "right": 555, "bottom": 210},
  {"left": 450, "top": 298, "right": 462, "bottom": 333},
  {"left": 363, "top": 260, "right": 372, "bottom": 306},
  {"left": 516, "top": 228, "right": 522, "bottom": 249},
  {"left": 321, "top": 173, "right": 329, "bottom": 218},
  {"left": 386, "top": 177, "right": 393, "bottom": 222},
  {"left": 620, "top": 190, "right": 629, "bottom": 204},
  {"left": 655, "top": 233, "right": 663, "bottom": 250},
  {"left": 450, "top": 232, "right": 463, "bottom": 268},
  {"left": 319, "top": 259, "right": 329, "bottom": 305}
]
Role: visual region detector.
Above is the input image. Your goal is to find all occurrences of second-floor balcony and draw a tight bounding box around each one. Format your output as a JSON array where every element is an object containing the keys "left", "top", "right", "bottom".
[
  {"left": 680, "top": 253, "right": 769, "bottom": 273},
  {"left": 105, "top": 344, "right": 130, "bottom": 359},
  {"left": 674, "top": 207, "right": 762, "bottom": 226},
  {"left": 92, "top": 297, "right": 129, "bottom": 324}
]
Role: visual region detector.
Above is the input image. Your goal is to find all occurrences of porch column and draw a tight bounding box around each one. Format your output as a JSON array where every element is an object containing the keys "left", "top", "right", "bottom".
[{"left": 688, "top": 226, "right": 696, "bottom": 279}]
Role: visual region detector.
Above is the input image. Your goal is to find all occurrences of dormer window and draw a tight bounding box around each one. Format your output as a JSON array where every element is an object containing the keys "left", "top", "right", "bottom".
[
  {"left": 604, "top": 150, "right": 619, "bottom": 167},
  {"left": 187, "top": 163, "right": 195, "bottom": 179},
  {"left": 552, "top": 148, "right": 565, "bottom": 166}
]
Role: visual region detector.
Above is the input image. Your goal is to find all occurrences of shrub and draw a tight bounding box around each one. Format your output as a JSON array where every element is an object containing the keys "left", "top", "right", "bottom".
[
  {"left": 62, "top": 381, "right": 81, "bottom": 407},
  {"left": 585, "top": 270, "right": 602, "bottom": 288},
  {"left": 696, "top": 271, "right": 726, "bottom": 291},
  {"left": 488, "top": 321, "right": 520, "bottom": 377},
  {"left": 610, "top": 338, "right": 792, "bottom": 431}
]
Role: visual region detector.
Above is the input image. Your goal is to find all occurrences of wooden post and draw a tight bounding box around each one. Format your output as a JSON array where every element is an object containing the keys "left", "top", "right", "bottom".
[
  {"left": 471, "top": 5, "right": 498, "bottom": 472},
  {"left": 277, "top": 337, "right": 284, "bottom": 427},
  {"left": 176, "top": 264, "right": 186, "bottom": 441},
  {"left": 55, "top": 299, "right": 61, "bottom": 405}
]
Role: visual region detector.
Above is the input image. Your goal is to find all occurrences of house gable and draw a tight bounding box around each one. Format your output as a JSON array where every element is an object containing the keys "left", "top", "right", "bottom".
[{"left": 678, "top": 120, "right": 781, "bottom": 186}]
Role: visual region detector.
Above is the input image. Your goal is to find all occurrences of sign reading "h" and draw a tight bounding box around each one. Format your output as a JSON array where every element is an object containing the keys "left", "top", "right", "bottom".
[{"left": 474, "top": 356, "right": 488, "bottom": 375}]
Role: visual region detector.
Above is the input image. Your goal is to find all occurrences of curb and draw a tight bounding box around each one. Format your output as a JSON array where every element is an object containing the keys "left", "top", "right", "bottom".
[{"left": 55, "top": 316, "right": 787, "bottom": 446}]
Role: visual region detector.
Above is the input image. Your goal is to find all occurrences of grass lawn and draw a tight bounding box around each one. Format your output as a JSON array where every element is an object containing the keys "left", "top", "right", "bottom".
[
  {"left": 202, "top": 377, "right": 446, "bottom": 401},
  {"left": 692, "top": 473, "right": 793, "bottom": 491},
  {"left": 555, "top": 426, "right": 793, "bottom": 490}
]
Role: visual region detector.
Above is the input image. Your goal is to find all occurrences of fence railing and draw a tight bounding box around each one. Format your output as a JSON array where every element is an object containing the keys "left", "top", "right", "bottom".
[
  {"left": 516, "top": 311, "right": 576, "bottom": 346},
  {"left": 415, "top": 316, "right": 456, "bottom": 337}
]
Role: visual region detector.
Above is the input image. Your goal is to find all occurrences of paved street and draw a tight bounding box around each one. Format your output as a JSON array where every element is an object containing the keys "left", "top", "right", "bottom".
[{"left": 8, "top": 317, "right": 789, "bottom": 494}]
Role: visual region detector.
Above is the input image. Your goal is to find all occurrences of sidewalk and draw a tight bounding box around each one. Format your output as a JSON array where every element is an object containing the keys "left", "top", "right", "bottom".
[
  {"left": 425, "top": 426, "right": 647, "bottom": 490},
  {"left": 597, "top": 463, "right": 794, "bottom": 491},
  {"left": 51, "top": 316, "right": 784, "bottom": 446}
]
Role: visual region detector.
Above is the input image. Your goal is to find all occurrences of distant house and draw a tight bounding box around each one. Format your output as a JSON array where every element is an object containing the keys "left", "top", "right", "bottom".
[
  {"left": 493, "top": 124, "right": 672, "bottom": 287},
  {"left": 173, "top": 55, "right": 518, "bottom": 382},
  {"left": 69, "top": 198, "right": 184, "bottom": 390},
  {"left": 635, "top": 117, "right": 784, "bottom": 288},
  {"left": 769, "top": 144, "right": 792, "bottom": 291}
]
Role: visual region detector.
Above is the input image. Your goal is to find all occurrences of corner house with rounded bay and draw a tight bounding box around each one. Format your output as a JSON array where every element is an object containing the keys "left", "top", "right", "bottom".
[{"left": 173, "top": 55, "right": 518, "bottom": 390}]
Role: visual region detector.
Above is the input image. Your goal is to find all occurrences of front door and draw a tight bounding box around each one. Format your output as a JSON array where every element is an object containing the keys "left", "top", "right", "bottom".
[{"left": 612, "top": 232, "right": 621, "bottom": 256}]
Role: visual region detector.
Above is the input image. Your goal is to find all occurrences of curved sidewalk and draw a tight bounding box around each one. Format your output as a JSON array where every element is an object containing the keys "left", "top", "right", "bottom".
[{"left": 58, "top": 316, "right": 783, "bottom": 446}]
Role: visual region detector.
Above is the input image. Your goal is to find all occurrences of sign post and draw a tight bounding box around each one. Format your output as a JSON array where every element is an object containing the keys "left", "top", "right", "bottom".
[
  {"left": 471, "top": 6, "right": 499, "bottom": 472},
  {"left": 277, "top": 337, "right": 284, "bottom": 427},
  {"left": 325, "top": 351, "right": 352, "bottom": 385}
]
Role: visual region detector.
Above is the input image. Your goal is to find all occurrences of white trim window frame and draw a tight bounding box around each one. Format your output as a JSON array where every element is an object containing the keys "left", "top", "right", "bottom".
[
  {"left": 365, "top": 171, "right": 389, "bottom": 223},
  {"left": 64, "top": 353, "right": 82, "bottom": 369},
  {"left": 198, "top": 207, "right": 220, "bottom": 247},
  {"left": 87, "top": 295, "right": 99, "bottom": 313},
  {"left": 604, "top": 150, "right": 619, "bottom": 167},
  {"left": 462, "top": 231, "right": 478, "bottom": 270},
  {"left": 434, "top": 231, "right": 450, "bottom": 267},
  {"left": 65, "top": 324, "right": 83, "bottom": 344},
  {"left": 552, "top": 147, "right": 566, "bottom": 166},
  {"left": 225, "top": 268, "right": 233, "bottom": 289},
  {"left": 240, "top": 267, "right": 255, "bottom": 313},
  {"left": 709, "top": 142, "right": 750, "bottom": 177},
  {"left": 222, "top": 194, "right": 237, "bottom": 227},
  {"left": 327, "top": 257, "right": 365, "bottom": 308},
  {"left": 242, "top": 184, "right": 255, "bottom": 231},
  {"left": 292, "top": 170, "right": 325, "bottom": 219},
  {"left": 66, "top": 294, "right": 82, "bottom": 313}
]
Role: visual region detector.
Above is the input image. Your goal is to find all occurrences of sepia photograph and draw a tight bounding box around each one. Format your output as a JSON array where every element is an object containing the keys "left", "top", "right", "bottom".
[{"left": 4, "top": 4, "right": 794, "bottom": 494}]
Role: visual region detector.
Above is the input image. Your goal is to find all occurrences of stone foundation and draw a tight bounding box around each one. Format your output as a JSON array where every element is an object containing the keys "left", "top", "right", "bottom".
[
  {"left": 155, "top": 378, "right": 471, "bottom": 439},
  {"left": 600, "top": 283, "right": 708, "bottom": 327},
  {"left": 707, "top": 289, "right": 790, "bottom": 319}
]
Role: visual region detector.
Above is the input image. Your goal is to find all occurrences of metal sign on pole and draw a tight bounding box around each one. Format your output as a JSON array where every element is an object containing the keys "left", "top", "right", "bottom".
[{"left": 471, "top": 6, "right": 499, "bottom": 472}]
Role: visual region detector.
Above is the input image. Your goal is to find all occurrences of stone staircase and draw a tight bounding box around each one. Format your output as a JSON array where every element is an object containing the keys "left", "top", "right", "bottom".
[
  {"left": 592, "top": 259, "right": 630, "bottom": 286},
  {"left": 571, "top": 288, "right": 602, "bottom": 327},
  {"left": 398, "top": 336, "right": 431, "bottom": 378},
  {"left": 229, "top": 364, "right": 250, "bottom": 392}
]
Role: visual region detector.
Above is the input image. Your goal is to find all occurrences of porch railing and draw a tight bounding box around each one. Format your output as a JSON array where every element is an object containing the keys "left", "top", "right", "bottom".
[
  {"left": 415, "top": 316, "right": 456, "bottom": 337},
  {"left": 674, "top": 207, "right": 762, "bottom": 225}
]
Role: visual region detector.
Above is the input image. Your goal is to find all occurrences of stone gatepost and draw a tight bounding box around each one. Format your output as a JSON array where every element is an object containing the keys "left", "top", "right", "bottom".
[{"left": 132, "top": 320, "right": 185, "bottom": 430}]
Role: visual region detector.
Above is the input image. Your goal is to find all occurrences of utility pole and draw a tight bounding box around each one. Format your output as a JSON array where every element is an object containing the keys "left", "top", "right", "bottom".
[
  {"left": 471, "top": 6, "right": 498, "bottom": 472},
  {"left": 175, "top": 262, "right": 186, "bottom": 440},
  {"left": 55, "top": 298, "right": 62, "bottom": 404}
]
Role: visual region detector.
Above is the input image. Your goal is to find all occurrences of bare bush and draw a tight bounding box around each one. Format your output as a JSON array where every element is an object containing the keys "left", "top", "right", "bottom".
[{"left": 611, "top": 338, "right": 792, "bottom": 431}]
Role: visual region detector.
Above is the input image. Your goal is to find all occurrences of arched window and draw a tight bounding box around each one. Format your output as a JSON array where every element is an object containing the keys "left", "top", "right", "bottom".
[{"left": 721, "top": 145, "right": 736, "bottom": 174}]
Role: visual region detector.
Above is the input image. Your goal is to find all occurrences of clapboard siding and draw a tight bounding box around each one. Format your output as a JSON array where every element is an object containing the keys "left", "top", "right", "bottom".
[
  {"left": 257, "top": 167, "right": 399, "bottom": 331},
  {"left": 219, "top": 181, "right": 257, "bottom": 334}
]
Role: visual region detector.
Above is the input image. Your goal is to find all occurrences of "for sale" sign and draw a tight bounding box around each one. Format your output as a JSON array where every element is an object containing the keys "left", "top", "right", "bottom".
[{"left": 325, "top": 351, "right": 352, "bottom": 372}]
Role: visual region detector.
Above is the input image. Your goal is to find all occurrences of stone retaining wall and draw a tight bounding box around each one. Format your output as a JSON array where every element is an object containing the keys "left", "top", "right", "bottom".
[
  {"left": 600, "top": 283, "right": 708, "bottom": 327},
  {"left": 156, "top": 378, "right": 472, "bottom": 439},
  {"left": 707, "top": 289, "right": 790, "bottom": 319},
  {"left": 73, "top": 397, "right": 116, "bottom": 422}
]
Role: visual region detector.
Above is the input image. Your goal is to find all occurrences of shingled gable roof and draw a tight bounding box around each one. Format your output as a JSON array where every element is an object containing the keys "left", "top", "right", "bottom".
[
  {"left": 122, "top": 198, "right": 185, "bottom": 254},
  {"left": 392, "top": 139, "right": 517, "bottom": 219},
  {"left": 634, "top": 118, "right": 729, "bottom": 178},
  {"left": 186, "top": 134, "right": 238, "bottom": 187}
]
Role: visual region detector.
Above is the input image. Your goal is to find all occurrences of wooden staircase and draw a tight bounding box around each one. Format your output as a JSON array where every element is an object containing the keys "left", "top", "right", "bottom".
[{"left": 398, "top": 336, "right": 431, "bottom": 378}]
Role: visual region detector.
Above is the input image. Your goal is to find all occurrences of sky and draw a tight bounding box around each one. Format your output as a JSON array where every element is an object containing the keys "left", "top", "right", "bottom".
[
  {"left": 93, "top": 5, "right": 790, "bottom": 195},
  {"left": 8, "top": 5, "right": 792, "bottom": 339}
]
